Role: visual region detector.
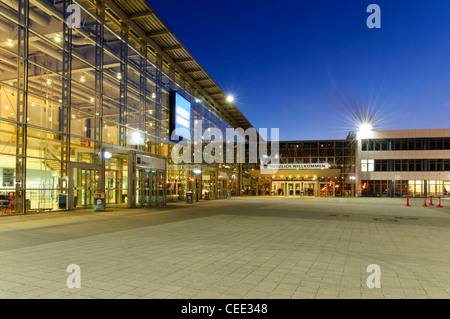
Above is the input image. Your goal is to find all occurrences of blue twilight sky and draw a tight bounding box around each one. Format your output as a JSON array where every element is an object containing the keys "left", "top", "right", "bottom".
[{"left": 147, "top": 0, "right": 450, "bottom": 141}]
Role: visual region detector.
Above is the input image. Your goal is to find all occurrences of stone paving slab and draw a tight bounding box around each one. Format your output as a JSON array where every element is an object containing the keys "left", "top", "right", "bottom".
[{"left": 0, "top": 197, "right": 449, "bottom": 299}]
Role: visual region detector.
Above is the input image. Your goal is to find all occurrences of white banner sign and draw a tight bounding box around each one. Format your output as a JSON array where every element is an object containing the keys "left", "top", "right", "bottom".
[
  {"left": 262, "top": 163, "right": 329, "bottom": 170},
  {"left": 136, "top": 155, "right": 166, "bottom": 170}
]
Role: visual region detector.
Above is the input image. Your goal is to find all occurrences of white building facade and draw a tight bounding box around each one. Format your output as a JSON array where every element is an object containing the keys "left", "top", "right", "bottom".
[{"left": 356, "top": 129, "right": 450, "bottom": 197}]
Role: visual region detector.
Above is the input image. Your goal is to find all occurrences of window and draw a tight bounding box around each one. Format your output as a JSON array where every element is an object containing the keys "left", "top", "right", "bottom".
[
  {"left": 374, "top": 160, "right": 389, "bottom": 171},
  {"left": 401, "top": 140, "right": 407, "bottom": 150},
  {"left": 415, "top": 160, "right": 422, "bottom": 171},
  {"left": 375, "top": 143, "right": 381, "bottom": 151},
  {"left": 444, "top": 160, "right": 450, "bottom": 171},
  {"left": 408, "top": 139, "right": 415, "bottom": 150},
  {"left": 394, "top": 160, "right": 401, "bottom": 171},
  {"left": 361, "top": 160, "right": 368, "bottom": 172},
  {"left": 402, "top": 160, "right": 408, "bottom": 172},
  {"left": 416, "top": 139, "right": 423, "bottom": 150},
  {"left": 361, "top": 159, "right": 374, "bottom": 172},
  {"left": 436, "top": 139, "right": 443, "bottom": 150},
  {"left": 362, "top": 141, "right": 368, "bottom": 151},
  {"left": 445, "top": 139, "right": 450, "bottom": 150},
  {"left": 430, "top": 160, "right": 436, "bottom": 171},
  {"left": 428, "top": 139, "right": 436, "bottom": 150},
  {"left": 368, "top": 160, "right": 374, "bottom": 172},
  {"left": 437, "top": 159, "right": 443, "bottom": 171},
  {"left": 374, "top": 160, "right": 381, "bottom": 172},
  {"left": 409, "top": 160, "right": 415, "bottom": 171}
]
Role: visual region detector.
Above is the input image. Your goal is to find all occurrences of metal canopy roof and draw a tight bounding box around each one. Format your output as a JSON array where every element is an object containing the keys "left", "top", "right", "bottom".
[{"left": 103, "top": 0, "right": 254, "bottom": 131}]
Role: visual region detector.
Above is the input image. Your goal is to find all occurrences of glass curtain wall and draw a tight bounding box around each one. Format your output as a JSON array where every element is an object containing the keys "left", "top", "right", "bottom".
[{"left": 0, "top": 0, "right": 239, "bottom": 214}]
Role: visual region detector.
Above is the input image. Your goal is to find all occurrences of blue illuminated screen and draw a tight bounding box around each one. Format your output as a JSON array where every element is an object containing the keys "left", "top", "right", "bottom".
[{"left": 174, "top": 93, "right": 191, "bottom": 140}]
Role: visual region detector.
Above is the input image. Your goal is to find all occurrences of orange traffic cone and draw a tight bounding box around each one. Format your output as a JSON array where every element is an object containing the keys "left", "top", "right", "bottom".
[
  {"left": 422, "top": 197, "right": 428, "bottom": 207},
  {"left": 436, "top": 197, "right": 443, "bottom": 208},
  {"left": 405, "top": 196, "right": 411, "bottom": 207}
]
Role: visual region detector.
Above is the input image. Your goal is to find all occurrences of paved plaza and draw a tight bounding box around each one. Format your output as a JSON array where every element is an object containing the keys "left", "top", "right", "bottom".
[{"left": 0, "top": 197, "right": 449, "bottom": 299}]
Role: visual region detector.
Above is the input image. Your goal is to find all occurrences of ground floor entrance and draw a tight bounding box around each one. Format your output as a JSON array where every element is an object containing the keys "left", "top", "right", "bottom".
[
  {"left": 273, "top": 181, "right": 318, "bottom": 197},
  {"left": 69, "top": 163, "right": 102, "bottom": 210},
  {"left": 135, "top": 169, "right": 165, "bottom": 207},
  {"left": 73, "top": 168, "right": 99, "bottom": 208},
  {"left": 130, "top": 153, "right": 166, "bottom": 208},
  {"left": 66, "top": 151, "right": 166, "bottom": 210}
]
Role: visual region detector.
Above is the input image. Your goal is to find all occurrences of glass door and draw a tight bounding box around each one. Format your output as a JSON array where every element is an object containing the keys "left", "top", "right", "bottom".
[
  {"left": 74, "top": 168, "right": 99, "bottom": 208},
  {"left": 152, "top": 170, "right": 157, "bottom": 205},
  {"left": 136, "top": 169, "right": 151, "bottom": 207},
  {"left": 106, "top": 169, "right": 125, "bottom": 206},
  {"left": 106, "top": 170, "right": 117, "bottom": 204},
  {"left": 158, "top": 171, "right": 165, "bottom": 205},
  {"left": 287, "top": 183, "right": 295, "bottom": 196},
  {"left": 274, "top": 182, "right": 285, "bottom": 196},
  {"left": 85, "top": 169, "right": 97, "bottom": 206},
  {"left": 295, "top": 183, "right": 301, "bottom": 196},
  {"left": 305, "top": 183, "right": 315, "bottom": 196}
]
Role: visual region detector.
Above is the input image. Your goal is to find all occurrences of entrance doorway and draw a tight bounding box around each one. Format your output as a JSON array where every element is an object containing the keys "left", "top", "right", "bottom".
[
  {"left": 68, "top": 163, "right": 103, "bottom": 210},
  {"left": 304, "top": 182, "right": 316, "bottom": 197},
  {"left": 273, "top": 181, "right": 316, "bottom": 197},
  {"left": 286, "top": 182, "right": 315, "bottom": 197},
  {"left": 105, "top": 169, "right": 127, "bottom": 206},
  {"left": 135, "top": 169, "right": 166, "bottom": 207},
  {"left": 136, "top": 169, "right": 151, "bottom": 207},
  {"left": 72, "top": 168, "right": 100, "bottom": 208},
  {"left": 217, "top": 179, "right": 227, "bottom": 198},
  {"left": 131, "top": 153, "right": 166, "bottom": 208},
  {"left": 273, "top": 182, "right": 285, "bottom": 196},
  {"left": 287, "top": 183, "right": 295, "bottom": 196}
]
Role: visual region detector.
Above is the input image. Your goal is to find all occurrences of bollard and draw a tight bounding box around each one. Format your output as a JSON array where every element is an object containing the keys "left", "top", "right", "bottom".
[
  {"left": 429, "top": 196, "right": 434, "bottom": 206},
  {"left": 436, "top": 197, "right": 443, "bottom": 208},
  {"left": 405, "top": 196, "right": 411, "bottom": 207},
  {"left": 422, "top": 196, "right": 428, "bottom": 207}
]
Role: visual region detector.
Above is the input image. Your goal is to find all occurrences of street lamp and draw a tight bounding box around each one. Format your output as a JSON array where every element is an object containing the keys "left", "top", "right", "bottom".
[
  {"left": 357, "top": 123, "right": 374, "bottom": 139},
  {"left": 226, "top": 95, "right": 234, "bottom": 103}
]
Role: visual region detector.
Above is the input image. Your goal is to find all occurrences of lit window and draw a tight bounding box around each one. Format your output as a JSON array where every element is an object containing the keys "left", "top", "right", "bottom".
[
  {"left": 361, "top": 159, "right": 374, "bottom": 172},
  {"left": 368, "top": 160, "right": 374, "bottom": 172},
  {"left": 361, "top": 160, "right": 368, "bottom": 172}
]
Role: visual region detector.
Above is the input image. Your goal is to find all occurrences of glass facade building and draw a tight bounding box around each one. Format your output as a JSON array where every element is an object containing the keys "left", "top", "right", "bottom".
[
  {"left": 0, "top": 0, "right": 250, "bottom": 215},
  {"left": 1, "top": 2, "right": 449, "bottom": 216},
  {"left": 244, "top": 138, "right": 357, "bottom": 197},
  {"left": 244, "top": 129, "right": 450, "bottom": 198}
]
